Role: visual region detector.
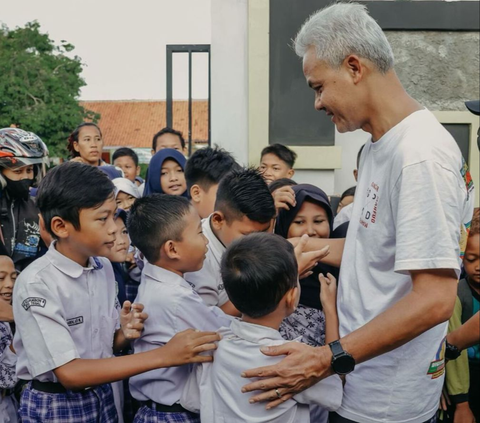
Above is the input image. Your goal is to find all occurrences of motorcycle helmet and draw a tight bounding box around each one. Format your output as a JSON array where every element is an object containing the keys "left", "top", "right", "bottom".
[{"left": 0, "top": 128, "right": 49, "bottom": 169}]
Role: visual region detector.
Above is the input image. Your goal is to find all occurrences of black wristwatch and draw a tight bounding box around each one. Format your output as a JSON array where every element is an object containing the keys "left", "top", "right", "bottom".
[
  {"left": 445, "top": 341, "right": 461, "bottom": 360},
  {"left": 329, "top": 340, "right": 356, "bottom": 375}
]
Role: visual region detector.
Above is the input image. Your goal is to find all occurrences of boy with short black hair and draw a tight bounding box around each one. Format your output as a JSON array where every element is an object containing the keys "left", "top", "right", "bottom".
[
  {"left": 185, "top": 168, "right": 276, "bottom": 315},
  {"left": 151, "top": 127, "right": 186, "bottom": 156},
  {"left": 13, "top": 162, "right": 220, "bottom": 423},
  {"left": 181, "top": 233, "right": 342, "bottom": 422},
  {"left": 260, "top": 143, "right": 297, "bottom": 184},
  {"left": 112, "top": 147, "right": 141, "bottom": 184},
  {"left": 185, "top": 146, "right": 241, "bottom": 218},
  {"left": 127, "top": 194, "right": 231, "bottom": 423}
]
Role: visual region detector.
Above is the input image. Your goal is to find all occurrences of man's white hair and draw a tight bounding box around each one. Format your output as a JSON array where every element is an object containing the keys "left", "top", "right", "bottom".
[{"left": 294, "top": 2, "right": 394, "bottom": 73}]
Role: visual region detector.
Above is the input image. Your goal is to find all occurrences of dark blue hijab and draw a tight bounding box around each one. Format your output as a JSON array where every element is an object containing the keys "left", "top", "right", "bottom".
[{"left": 144, "top": 148, "right": 187, "bottom": 197}]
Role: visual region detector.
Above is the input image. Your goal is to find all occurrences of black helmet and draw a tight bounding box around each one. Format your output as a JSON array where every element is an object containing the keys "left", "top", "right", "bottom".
[{"left": 0, "top": 128, "right": 49, "bottom": 169}]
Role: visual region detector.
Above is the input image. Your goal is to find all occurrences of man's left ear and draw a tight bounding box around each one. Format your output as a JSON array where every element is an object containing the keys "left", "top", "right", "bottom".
[
  {"left": 344, "top": 55, "right": 363, "bottom": 84},
  {"left": 287, "top": 168, "right": 295, "bottom": 179}
]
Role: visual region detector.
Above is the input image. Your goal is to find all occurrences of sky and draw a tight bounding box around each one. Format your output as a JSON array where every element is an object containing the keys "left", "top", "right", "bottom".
[{"left": 1, "top": 0, "right": 211, "bottom": 100}]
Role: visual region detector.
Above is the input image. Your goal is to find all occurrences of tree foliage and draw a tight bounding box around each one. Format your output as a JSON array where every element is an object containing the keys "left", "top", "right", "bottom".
[{"left": 0, "top": 21, "right": 99, "bottom": 157}]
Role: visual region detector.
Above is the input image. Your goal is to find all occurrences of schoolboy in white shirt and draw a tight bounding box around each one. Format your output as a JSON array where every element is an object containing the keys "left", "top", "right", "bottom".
[
  {"left": 181, "top": 232, "right": 343, "bottom": 422},
  {"left": 13, "top": 162, "right": 221, "bottom": 423},
  {"left": 185, "top": 168, "right": 276, "bottom": 315},
  {"left": 127, "top": 194, "right": 231, "bottom": 423}
]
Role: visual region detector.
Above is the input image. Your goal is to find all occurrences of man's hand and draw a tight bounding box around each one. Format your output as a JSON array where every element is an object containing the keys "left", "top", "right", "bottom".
[
  {"left": 272, "top": 186, "right": 296, "bottom": 211},
  {"left": 120, "top": 301, "right": 148, "bottom": 340},
  {"left": 453, "top": 402, "right": 475, "bottom": 423},
  {"left": 161, "top": 329, "right": 221, "bottom": 366},
  {"left": 294, "top": 234, "right": 330, "bottom": 279},
  {"left": 241, "top": 342, "right": 333, "bottom": 409}
]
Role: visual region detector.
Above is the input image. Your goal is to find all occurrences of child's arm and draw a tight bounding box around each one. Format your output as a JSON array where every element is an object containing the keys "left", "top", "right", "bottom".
[
  {"left": 113, "top": 301, "right": 148, "bottom": 352},
  {"left": 319, "top": 273, "right": 339, "bottom": 343},
  {"left": 290, "top": 236, "right": 344, "bottom": 268},
  {"left": 54, "top": 329, "right": 220, "bottom": 391}
]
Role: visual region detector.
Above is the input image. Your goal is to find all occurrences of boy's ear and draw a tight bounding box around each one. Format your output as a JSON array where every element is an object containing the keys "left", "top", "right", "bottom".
[
  {"left": 190, "top": 184, "right": 202, "bottom": 204},
  {"left": 163, "top": 240, "right": 180, "bottom": 260},
  {"left": 284, "top": 285, "right": 299, "bottom": 311},
  {"left": 136, "top": 166, "right": 141, "bottom": 176},
  {"left": 73, "top": 142, "right": 80, "bottom": 153},
  {"left": 50, "top": 216, "right": 70, "bottom": 239},
  {"left": 210, "top": 211, "right": 226, "bottom": 231},
  {"left": 151, "top": 149, "right": 156, "bottom": 156},
  {"left": 287, "top": 168, "right": 295, "bottom": 178}
]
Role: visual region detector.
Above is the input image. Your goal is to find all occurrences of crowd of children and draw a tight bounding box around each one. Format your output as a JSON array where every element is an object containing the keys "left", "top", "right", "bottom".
[{"left": 0, "top": 114, "right": 478, "bottom": 423}]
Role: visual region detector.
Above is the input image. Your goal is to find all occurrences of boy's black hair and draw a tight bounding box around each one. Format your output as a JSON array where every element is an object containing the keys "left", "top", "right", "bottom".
[
  {"left": 67, "top": 123, "right": 102, "bottom": 158},
  {"left": 268, "top": 178, "right": 298, "bottom": 194},
  {"left": 215, "top": 168, "right": 276, "bottom": 224},
  {"left": 340, "top": 186, "right": 356, "bottom": 201},
  {"left": 112, "top": 147, "right": 139, "bottom": 167},
  {"left": 261, "top": 144, "right": 297, "bottom": 168},
  {"left": 152, "top": 127, "right": 185, "bottom": 151},
  {"left": 221, "top": 233, "right": 298, "bottom": 318},
  {"left": 36, "top": 162, "right": 114, "bottom": 238},
  {"left": 184, "top": 146, "right": 241, "bottom": 191},
  {"left": 127, "top": 194, "right": 192, "bottom": 263}
]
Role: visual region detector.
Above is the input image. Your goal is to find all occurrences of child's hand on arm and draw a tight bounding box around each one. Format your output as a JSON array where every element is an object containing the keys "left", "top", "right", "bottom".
[
  {"left": 294, "top": 234, "right": 330, "bottom": 279},
  {"left": 114, "top": 301, "right": 148, "bottom": 351},
  {"left": 272, "top": 186, "right": 296, "bottom": 211},
  {"left": 319, "top": 273, "right": 339, "bottom": 344},
  {"left": 160, "top": 329, "right": 221, "bottom": 367}
]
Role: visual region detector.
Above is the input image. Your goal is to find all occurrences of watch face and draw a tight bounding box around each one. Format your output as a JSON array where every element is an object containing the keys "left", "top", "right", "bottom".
[{"left": 332, "top": 354, "right": 356, "bottom": 375}]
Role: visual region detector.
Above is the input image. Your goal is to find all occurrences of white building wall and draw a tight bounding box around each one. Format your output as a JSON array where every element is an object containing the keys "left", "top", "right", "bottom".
[{"left": 210, "top": 0, "right": 249, "bottom": 165}]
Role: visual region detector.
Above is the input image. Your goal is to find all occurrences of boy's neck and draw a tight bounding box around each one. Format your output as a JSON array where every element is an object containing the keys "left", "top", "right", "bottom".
[
  {"left": 154, "top": 259, "right": 184, "bottom": 278},
  {"left": 55, "top": 240, "right": 90, "bottom": 268},
  {"left": 241, "top": 311, "right": 285, "bottom": 331}
]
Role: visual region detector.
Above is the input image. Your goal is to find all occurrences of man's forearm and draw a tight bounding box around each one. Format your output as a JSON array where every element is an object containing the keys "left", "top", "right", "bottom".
[
  {"left": 298, "top": 238, "right": 345, "bottom": 267},
  {"left": 448, "top": 311, "right": 480, "bottom": 351},
  {"left": 340, "top": 269, "right": 458, "bottom": 364}
]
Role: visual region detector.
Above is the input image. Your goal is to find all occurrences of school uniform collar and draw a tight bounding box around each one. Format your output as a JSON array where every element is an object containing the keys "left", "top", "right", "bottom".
[
  {"left": 203, "top": 215, "right": 226, "bottom": 258},
  {"left": 47, "top": 241, "right": 104, "bottom": 278},
  {"left": 143, "top": 261, "right": 192, "bottom": 290},
  {"left": 229, "top": 319, "right": 285, "bottom": 345}
]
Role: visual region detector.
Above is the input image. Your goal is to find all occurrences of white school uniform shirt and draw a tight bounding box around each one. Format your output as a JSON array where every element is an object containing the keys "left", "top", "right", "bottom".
[
  {"left": 181, "top": 319, "right": 343, "bottom": 422},
  {"left": 336, "top": 109, "right": 475, "bottom": 423},
  {"left": 13, "top": 242, "right": 120, "bottom": 382},
  {"left": 184, "top": 216, "right": 227, "bottom": 307},
  {"left": 333, "top": 202, "right": 353, "bottom": 230},
  {"left": 129, "top": 262, "right": 232, "bottom": 406}
]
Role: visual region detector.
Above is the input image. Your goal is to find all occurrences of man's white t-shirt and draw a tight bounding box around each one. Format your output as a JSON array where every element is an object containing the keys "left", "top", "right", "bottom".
[{"left": 336, "top": 109, "right": 475, "bottom": 423}]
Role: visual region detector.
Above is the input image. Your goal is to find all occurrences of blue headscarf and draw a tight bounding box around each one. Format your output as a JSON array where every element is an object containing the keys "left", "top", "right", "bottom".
[{"left": 144, "top": 148, "right": 188, "bottom": 197}]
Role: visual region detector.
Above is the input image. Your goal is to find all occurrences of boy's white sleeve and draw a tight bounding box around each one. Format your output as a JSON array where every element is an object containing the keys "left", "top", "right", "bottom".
[
  {"left": 293, "top": 374, "right": 343, "bottom": 411},
  {"left": 13, "top": 281, "right": 80, "bottom": 377},
  {"left": 180, "top": 363, "right": 203, "bottom": 413}
]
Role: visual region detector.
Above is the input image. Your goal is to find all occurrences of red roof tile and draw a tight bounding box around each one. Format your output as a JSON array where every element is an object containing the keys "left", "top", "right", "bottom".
[{"left": 80, "top": 100, "right": 209, "bottom": 149}]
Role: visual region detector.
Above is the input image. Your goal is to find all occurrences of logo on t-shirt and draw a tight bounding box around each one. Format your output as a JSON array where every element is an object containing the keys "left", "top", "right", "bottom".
[
  {"left": 21, "top": 297, "right": 46, "bottom": 310},
  {"left": 360, "top": 182, "right": 380, "bottom": 228},
  {"left": 427, "top": 337, "right": 446, "bottom": 379}
]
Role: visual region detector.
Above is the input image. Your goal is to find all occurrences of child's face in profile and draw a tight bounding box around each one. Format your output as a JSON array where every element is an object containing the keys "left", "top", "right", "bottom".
[
  {"left": 0, "top": 256, "right": 17, "bottom": 304},
  {"left": 464, "top": 233, "right": 479, "bottom": 288},
  {"left": 106, "top": 218, "right": 130, "bottom": 263},
  {"left": 70, "top": 194, "right": 118, "bottom": 260},
  {"left": 113, "top": 156, "right": 139, "bottom": 183},
  {"left": 287, "top": 200, "right": 330, "bottom": 239},
  {"left": 116, "top": 191, "right": 136, "bottom": 211},
  {"left": 160, "top": 159, "right": 187, "bottom": 196},
  {"left": 192, "top": 183, "right": 219, "bottom": 220},
  {"left": 259, "top": 153, "right": 294, "bottom": 184},
  {"left": 213, "top": 214, "right": 272, "bottom": 248},
  {"left": 175, "top": 207, "right": 209, "bottom": 273}
]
